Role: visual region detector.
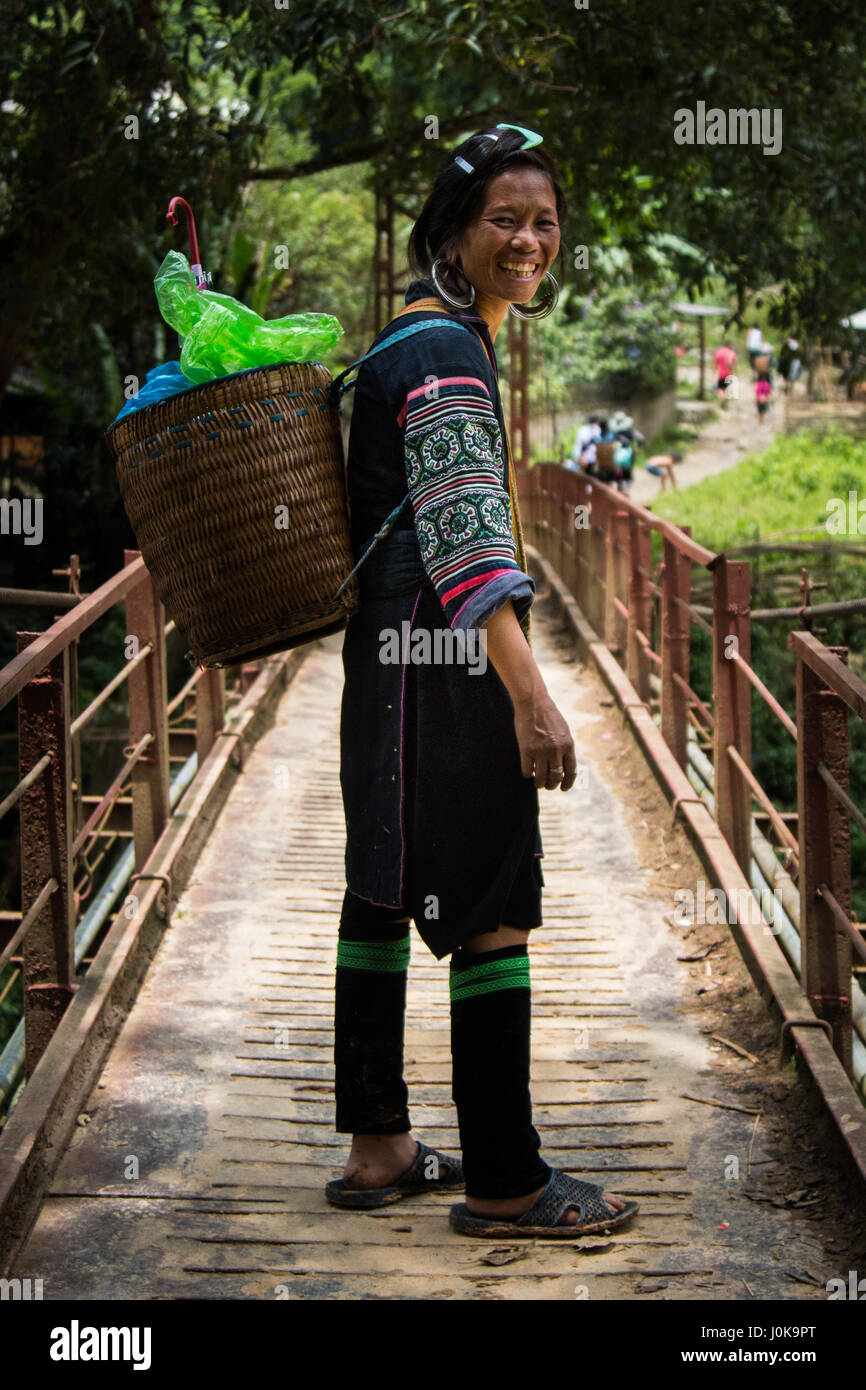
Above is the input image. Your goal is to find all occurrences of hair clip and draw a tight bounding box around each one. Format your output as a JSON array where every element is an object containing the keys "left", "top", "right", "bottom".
[
  {"left": 495, "top": 123, "right": 544, "bottom": 148},
  {"left": 453, "top": 124, "right": 543, "bottom": 175}
]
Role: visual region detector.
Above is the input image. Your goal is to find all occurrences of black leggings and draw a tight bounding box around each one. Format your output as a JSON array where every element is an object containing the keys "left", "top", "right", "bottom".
[{"left": 334, "top": 889, "right": 551, "bottom": 1200}]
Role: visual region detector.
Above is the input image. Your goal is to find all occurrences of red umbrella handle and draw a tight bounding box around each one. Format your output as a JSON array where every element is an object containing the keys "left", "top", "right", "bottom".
[{"left": 166, "top": 196, "right": 204, "bottom": 283}]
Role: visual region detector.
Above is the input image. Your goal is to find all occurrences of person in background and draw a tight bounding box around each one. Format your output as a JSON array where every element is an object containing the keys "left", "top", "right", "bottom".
[
  {"left": 746, "top": 323, "right": 763, "bottom": 374},
  {"left": 714, "top": 340, "right": 737, "bottom": 403},
  {"left": 569, "top": 412, "right": 601, "bottom": 472},
  {"left": 607, "top": 410, "right": 644, "bottom": 494},
  {"left": 755, "top": 371, "right": 772, "bottom": 421},
  {"left": 583, "top": 415, "right": 608, "bottom": 478},
  {"left": 778, "top": 336, "right": 801, "bottom": 392},
  {"left": 645, "top": 450, "right": 683, "bottom": 492}
]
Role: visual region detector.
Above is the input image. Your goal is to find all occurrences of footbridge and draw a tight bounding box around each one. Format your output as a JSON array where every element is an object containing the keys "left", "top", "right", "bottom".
[{"left": 1, "top": 472, "right": 865, "bottom": 1301}]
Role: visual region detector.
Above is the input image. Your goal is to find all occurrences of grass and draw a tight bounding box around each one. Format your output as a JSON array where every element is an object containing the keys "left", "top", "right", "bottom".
[
  {"left": 649, "top": 426, "right": 866, "bottom": 552},
  {"left": 646, "top": 422, "right": 866, "bottom": 923}
]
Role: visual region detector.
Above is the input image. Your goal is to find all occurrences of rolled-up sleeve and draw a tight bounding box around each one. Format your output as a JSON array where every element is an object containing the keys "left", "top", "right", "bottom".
[{"left": 400, "top": 365, "right": 534, "bottom": 632}]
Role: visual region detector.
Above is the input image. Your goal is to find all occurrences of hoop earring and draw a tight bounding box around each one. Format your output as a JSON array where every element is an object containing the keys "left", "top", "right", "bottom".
[
  {"left": 431, "top": 258, "right": 476, "bottom": 309},
  {"left": 508, "top": 271, "right": 560, "bottom": 321}
]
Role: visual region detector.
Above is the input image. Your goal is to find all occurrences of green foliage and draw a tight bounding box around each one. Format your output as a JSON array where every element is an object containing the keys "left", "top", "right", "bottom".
[
  {"left": 652, "top": 428, "right": 866, "bottom": 549},
  {"left": 563, "top": 284, "right": 678, "bottom": 397},
  {"left": 237, "top": 129, "right": 379, "bottom": 364},
  {"left": 655, "top": 426, "right": 866, "bottom": 917},
  {"left": 0, "top": 967, "right": 22, "bottom": 1056}
]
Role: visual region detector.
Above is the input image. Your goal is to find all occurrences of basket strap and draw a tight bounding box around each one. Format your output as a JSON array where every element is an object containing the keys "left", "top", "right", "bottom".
[
  {"left": 331, "top": 493, "right": 412, "bottom": 601},
  {"left": 330, "top": 314, "right": 474, "bottom": 600},
  {"left": 328, "top": 317, "right": 472, "bottom": 403}
]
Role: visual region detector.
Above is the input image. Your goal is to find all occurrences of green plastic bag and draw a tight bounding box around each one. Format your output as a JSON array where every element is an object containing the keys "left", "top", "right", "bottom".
[{"left": 154, "top": 250, "right": 343, "bottom": 383}]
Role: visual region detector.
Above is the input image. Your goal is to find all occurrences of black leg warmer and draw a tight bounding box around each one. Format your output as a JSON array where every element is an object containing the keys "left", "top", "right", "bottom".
[
  {"left": 450, "top": 942, "right": 551, "bottom": 1199},
  {"left": 334, "top": 889, "right": 412, "bottom": 1135}
]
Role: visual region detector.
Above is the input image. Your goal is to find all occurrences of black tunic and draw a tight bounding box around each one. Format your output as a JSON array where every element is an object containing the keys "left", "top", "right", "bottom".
[{"left": 339, "top": 279, "right": 544, "bottom": 958}]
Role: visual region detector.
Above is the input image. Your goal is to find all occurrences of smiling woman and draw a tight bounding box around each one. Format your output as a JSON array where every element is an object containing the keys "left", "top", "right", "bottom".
[{"left": 331, "top": 125, "right": 639, "bottom": 1240}]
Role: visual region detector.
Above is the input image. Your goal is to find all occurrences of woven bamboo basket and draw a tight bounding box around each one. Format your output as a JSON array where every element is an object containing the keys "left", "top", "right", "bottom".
[{"left": 106, "top": 361, "right": 359, "bottom": 668}]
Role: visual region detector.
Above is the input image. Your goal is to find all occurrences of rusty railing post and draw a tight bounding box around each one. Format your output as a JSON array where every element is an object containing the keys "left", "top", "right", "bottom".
[
  {"left": 544, "top": 465, "right": 554, "bottom": 566},
  {"left": 553, "top": 467, "right": 565, "bottom": 583},
  {"left": 603, "top": 493, "right": 617, "bottom": 646},
  {"left": 535, "top": 466, "right": 547, "bottom": 564},
  {"left": 627, "top": 515, "right": 652, "bottom": 702},
  {"left": 712, "top": 556, "right": 752, "bottom": 874},
  {"left": 572, "top": 473, "right": 589, "bottom": 613},
  {"left": 56, "top": 554, "right": 84, "bottom": 842},
  {"left": 559, "top": 470, "right": 572, "bottom": 594},
  {"left": 606, "top": 506, "right": 629, "bottom": 654},
  {"left": 561, "top": 471, "right": 571, "bottom": 589},
  {"left": 660, "top": 530, "right": 692, "bottom": 768},
  {"left": 796, "top": 644, "right": 853, "bottom": 1073},
  {"left": 196, "top": 668, "right": 225, "bottom": 765},
  {"left": 124, "top": 550, "right": 170, "bottom": 870},
  {"left": 18, "top": 633, "right": 75, "bottom": 1077},
  {"left": 590, "top": 484, "right": 607, "bottom": 636}
]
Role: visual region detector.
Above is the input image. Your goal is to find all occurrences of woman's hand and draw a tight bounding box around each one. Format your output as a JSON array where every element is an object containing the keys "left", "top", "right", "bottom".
[
  {"left": 512, "top": 690, "right": 577, "bottom": 790},
  {"left": 482, "top": 600, "right": 577, "bottom": 790}
]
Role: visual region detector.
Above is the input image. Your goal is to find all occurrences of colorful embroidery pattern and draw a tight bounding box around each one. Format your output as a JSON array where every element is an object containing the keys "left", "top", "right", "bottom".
[{"left": 403, "top": 381, "right": 528, "bottom": 628}]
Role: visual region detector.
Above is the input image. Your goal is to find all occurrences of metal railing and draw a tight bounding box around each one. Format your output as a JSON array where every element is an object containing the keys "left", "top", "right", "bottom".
[
  {"left": 0, "top": 550, "right": 262, "bottom": 1100},
  {"left": 519, "top": 463, "right": 866, "bottom": 1092}
]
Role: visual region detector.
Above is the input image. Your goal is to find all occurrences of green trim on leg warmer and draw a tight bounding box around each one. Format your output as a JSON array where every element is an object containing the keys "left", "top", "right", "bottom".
[
  {"left": 449, "top": 953, "right": 530, "bottom": 1002},
  {"left": 336, "top": 934, "right": 411, "bottom": 973}
]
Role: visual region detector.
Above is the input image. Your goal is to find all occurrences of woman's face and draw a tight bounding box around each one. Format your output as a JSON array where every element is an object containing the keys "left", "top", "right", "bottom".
[{"left": 453, "top": 168, "right": 561, "bottom": 303}]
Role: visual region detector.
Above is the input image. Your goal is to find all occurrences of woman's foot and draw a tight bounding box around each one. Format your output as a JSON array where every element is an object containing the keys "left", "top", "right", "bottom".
[
  {"left": 466, "top": 1180, "right": 629, "bottom": 1226},
  {"left": 341, "top": 1133, "right": 420, "bottom": 1190}
]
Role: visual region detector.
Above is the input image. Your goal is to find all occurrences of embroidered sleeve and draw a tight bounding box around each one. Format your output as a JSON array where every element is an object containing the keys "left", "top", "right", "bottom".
[{"left": 401, "top": 374, "right": 534, "bottom": 631}]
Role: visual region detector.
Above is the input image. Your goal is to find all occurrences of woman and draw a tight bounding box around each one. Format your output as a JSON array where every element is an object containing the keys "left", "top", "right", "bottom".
[{"left": 330, "top": 125, "right": 638, "bottom": 1237}]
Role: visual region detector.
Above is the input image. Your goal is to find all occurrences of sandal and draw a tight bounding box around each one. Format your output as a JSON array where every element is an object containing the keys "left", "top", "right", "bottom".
[
  {"left": 449, "top": 1169, "right": 639, "bottom": 1238},
  {"left": 326, "top": 1141, "right": 464, "bottom": 1209}
]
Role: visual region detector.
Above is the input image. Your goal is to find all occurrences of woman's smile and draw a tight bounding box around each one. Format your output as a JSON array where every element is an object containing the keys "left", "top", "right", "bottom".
[{"left": 496, "top": 259, "right": 541, "bottom": 282}]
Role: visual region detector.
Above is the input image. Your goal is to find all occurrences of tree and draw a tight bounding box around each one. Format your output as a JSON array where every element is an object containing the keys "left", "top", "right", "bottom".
[{"left": 250, "top": 0, "right": 866, "bottom": 339}]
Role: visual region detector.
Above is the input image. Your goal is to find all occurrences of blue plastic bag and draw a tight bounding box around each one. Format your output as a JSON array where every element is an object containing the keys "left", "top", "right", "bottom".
[{"left": 113, "top": 361, "right": 197, "bottom": 422}]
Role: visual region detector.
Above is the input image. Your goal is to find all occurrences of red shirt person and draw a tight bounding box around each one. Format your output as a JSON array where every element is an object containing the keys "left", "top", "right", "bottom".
[{"left": 714, "top": 342, "right": 737, "bottom": 401}]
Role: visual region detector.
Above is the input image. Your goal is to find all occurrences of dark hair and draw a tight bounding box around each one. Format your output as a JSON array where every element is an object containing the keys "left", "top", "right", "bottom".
[
  {"left": 671, "top": 451, "right": 683, "bottom": 462},
  {"left": 407, "top": 127, "right": 567, "bottom": 280},
  {"left": 588, "top": 412, "right": 600, "bottom": 424}
]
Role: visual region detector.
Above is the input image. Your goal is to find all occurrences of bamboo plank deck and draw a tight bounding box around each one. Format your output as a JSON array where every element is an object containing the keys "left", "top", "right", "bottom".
[{"left": 9, "top": 604, "right": 832, "bottom": 1300}]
